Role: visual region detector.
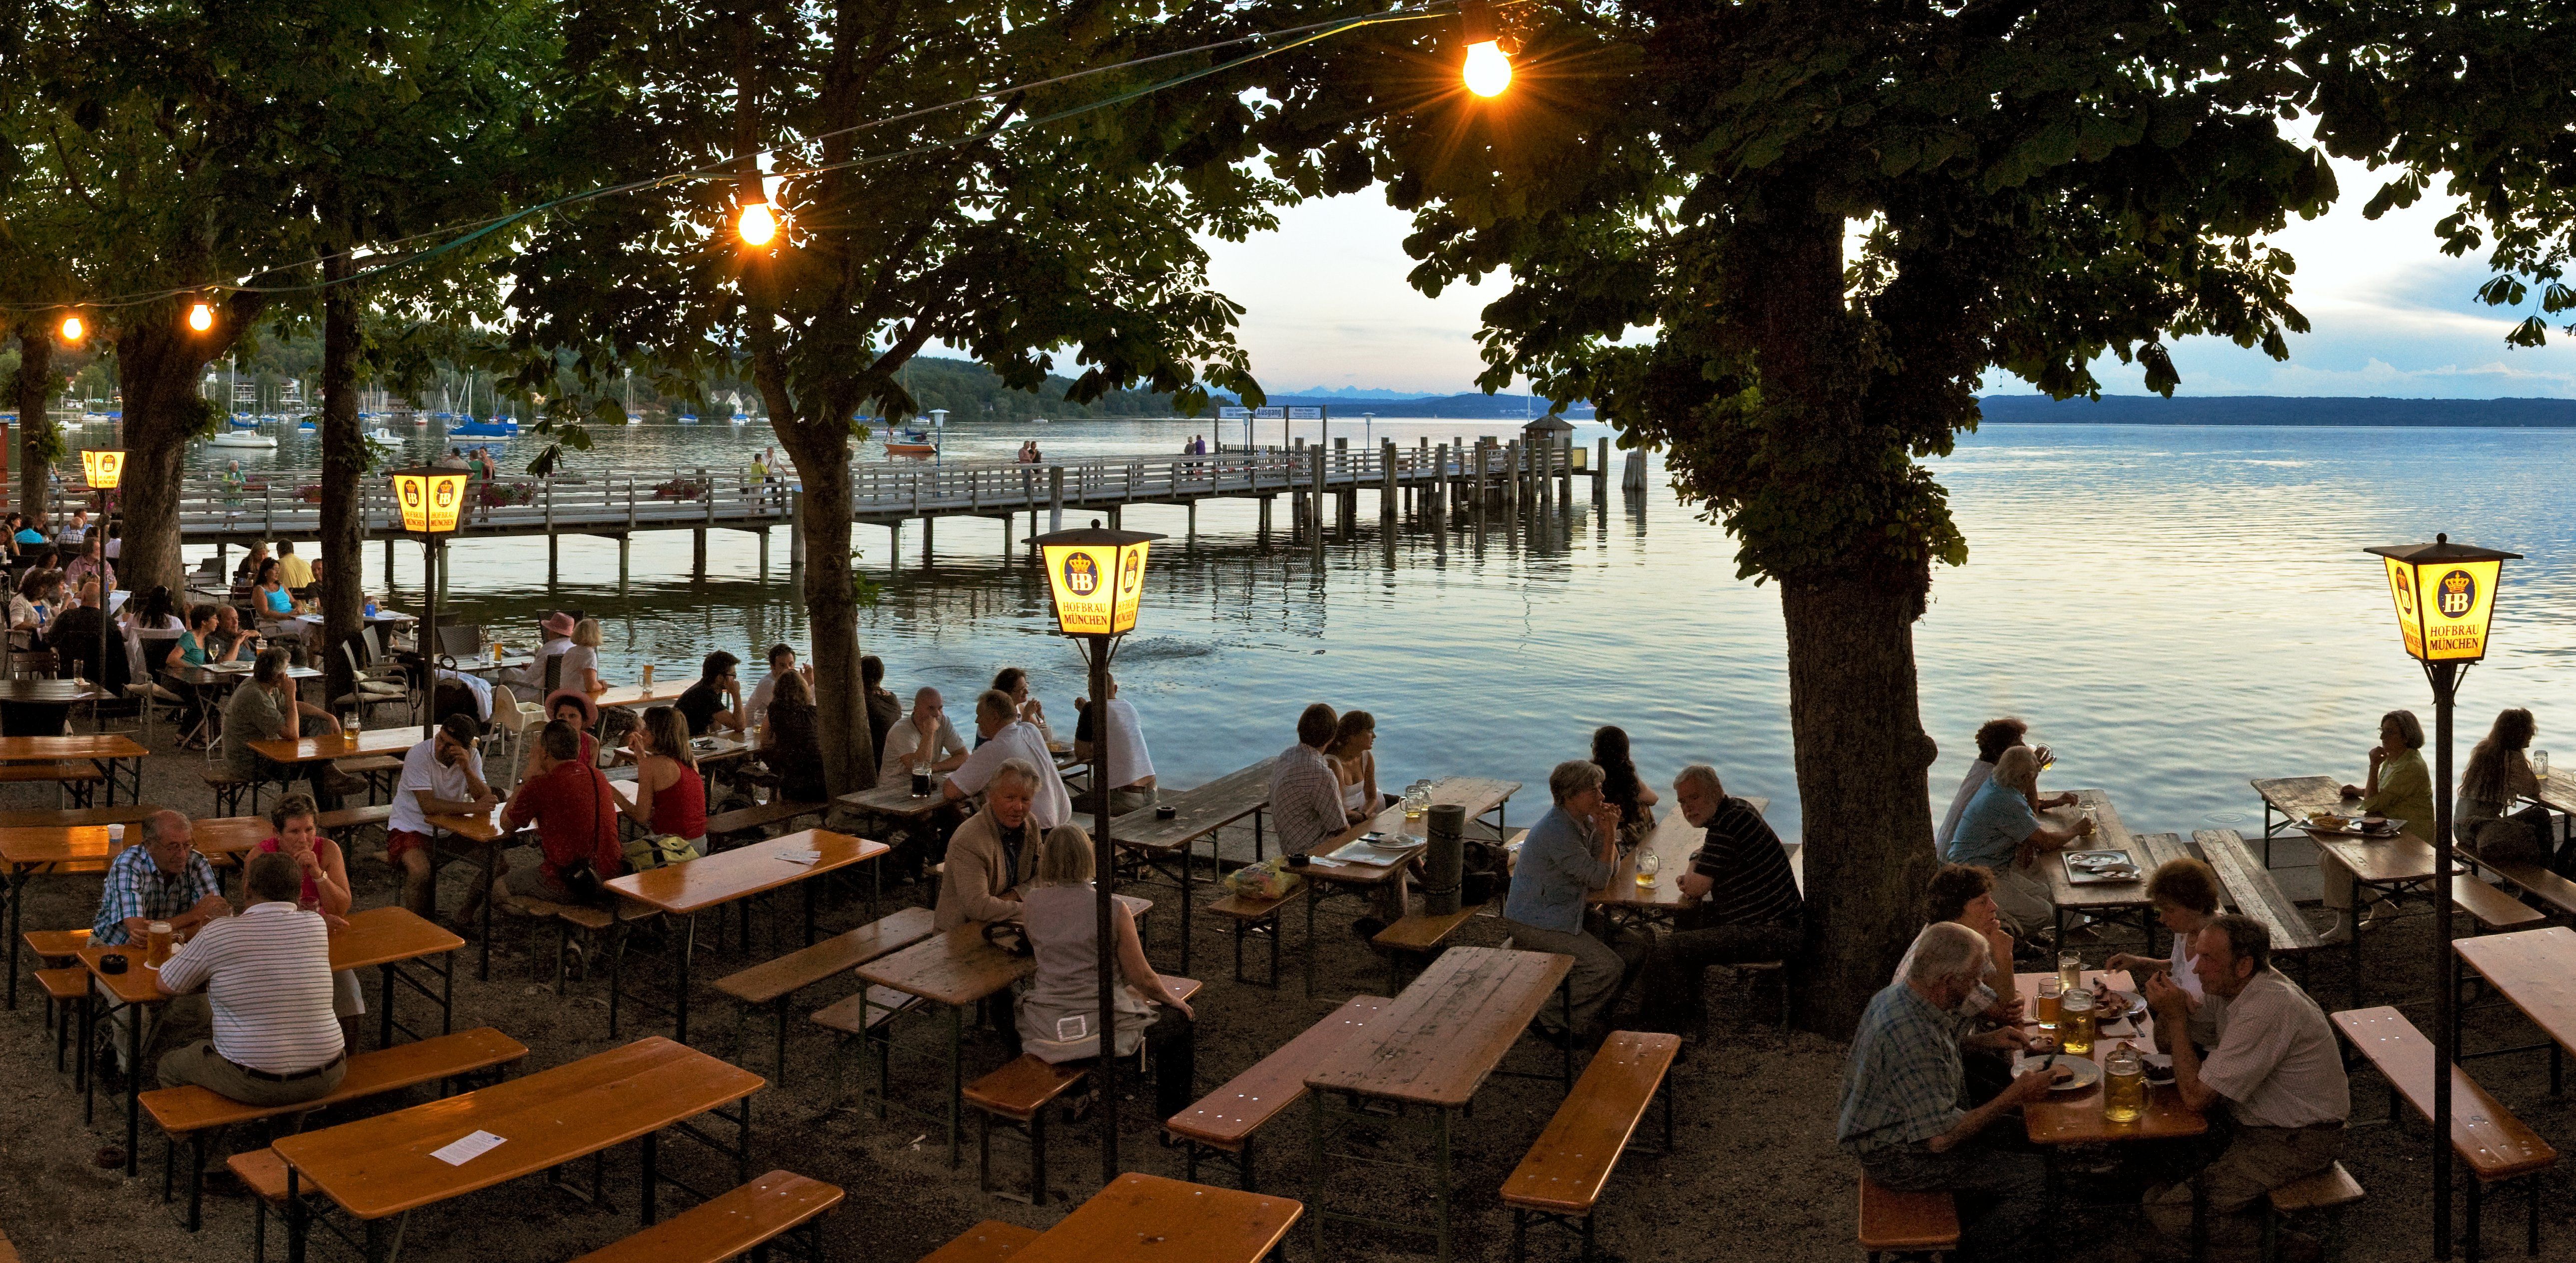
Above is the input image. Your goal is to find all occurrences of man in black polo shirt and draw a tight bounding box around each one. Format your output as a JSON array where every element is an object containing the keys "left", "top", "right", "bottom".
[
  {"left": 674, "top": 650, "right": 747, "bottom": 736},
  {"left": 1640, "top": 763, "right": 1804, "bottom": 1038}
]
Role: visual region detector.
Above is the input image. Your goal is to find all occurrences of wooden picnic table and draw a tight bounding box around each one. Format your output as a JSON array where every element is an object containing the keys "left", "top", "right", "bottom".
[
  {"left": 2014, "top": 967, "right": 2208, "bottom": 1253},
  {"left": 1302, "top": 945, "right": 1572, "bottom": 1263},
  {"left": 248, "top": 727, "right": 421, "bottom": 765},
  {"left": 1011, "top": 1173, "right": 1302, "bottom": 1263},
  {"left": 273, "top": 1037, "right": 763, "bottom": 1260},
  {"left": 163, "top": 662, "right": 322, "bottom": 689},
  {"left": 836, "top": 775, "right": 955, "bottom": 822},
  {"left": 590, "top": 678, "right": 684, "bottom": 710},
  {"left": 0, "top": 733, "right": 148, "bottom": 804},
  {"left": 2035, "top": 788, "right": 2186, "bottom": 956},
  {"left": 420, "top": 800, "right": 519, "bottom": 981},
  {"left": 2453, "top": 927, "right": 2576, "bottom": 1060},
  {"left": 604, "top": 830, "right": 886, "bottom": 1044},
  {"left": 1294, "top": 775, "right": 1520, "bottom": 997},
  {"left": 1591, "top": 795, "right": 1770, "bottom": 913},
  {"left": 330, "top": 906, "right": 468, "bottom": 1046},
  {"left": 1103, "top": 755, "right": 1280, "bottom": 977},
  {"left": 2250, "top": 774, "right": 2351, "bottom": 863},
  {"left": 0, "top": 816, "right": 258, "bottom": 1009},
  {"left": 441, "top": 652, "right": 538, "bottom": 679}
]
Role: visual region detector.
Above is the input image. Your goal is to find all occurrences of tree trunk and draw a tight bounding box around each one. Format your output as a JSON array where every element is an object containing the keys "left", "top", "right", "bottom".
[
  {"left": 776, "top": 418, "right": 874, "bottom": 795},
  {"left": 11, "top": 322, "right": 56, "bottom": 523},
  {"left": 318, "top": 253, "right": 364, "bottom": 700},
  {"left": 114, "top": 326, "right": 210, "bottom": 596}
]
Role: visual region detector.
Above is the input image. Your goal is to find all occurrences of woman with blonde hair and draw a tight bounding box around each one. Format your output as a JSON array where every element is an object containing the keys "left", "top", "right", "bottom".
[
  {"left": 561, "top": 617, "right": 606, "bottom": 696},
  {"left": 1013, "top": 824, "right": 1197, "bottom": 1119},
  {"left": 2459, "top": 708, "right": 2551, "bottom": 865}
]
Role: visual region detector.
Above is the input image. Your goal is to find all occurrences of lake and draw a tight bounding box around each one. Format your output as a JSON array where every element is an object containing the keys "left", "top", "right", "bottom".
[{"left": 164, "top": 415, "right": 2576, "bottom": 840}]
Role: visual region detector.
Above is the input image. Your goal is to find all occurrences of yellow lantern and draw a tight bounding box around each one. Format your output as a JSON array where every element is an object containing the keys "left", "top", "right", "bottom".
[
  {"left": 2364, "top": 534, "right": 2520, "bottom": 663},
  {"left": 79, "top": 449, "right": 126, "bottom": 491},
  {"left": 1034, "top": 525, "right": 1162, "bottom": 637},
  {"left": 389, "top": 465, "right": 470, "bottom": 536}
]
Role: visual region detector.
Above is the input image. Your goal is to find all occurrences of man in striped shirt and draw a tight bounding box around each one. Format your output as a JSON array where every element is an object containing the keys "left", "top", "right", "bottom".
[
  {"left": 1640, "top": 763, "right": 1805, "bottom": 1038},
  {"left": 152, "top": 852, "right": 347, "bottom": 1106}
]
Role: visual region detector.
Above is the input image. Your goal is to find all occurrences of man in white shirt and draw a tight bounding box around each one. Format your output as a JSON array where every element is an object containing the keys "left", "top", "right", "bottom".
[
  {"left": 387, "top": 716, "right": 500, "bottom": 921},
  {"left": 510, "top": 612, "right": 578, "bottom": 692},
  {"left": 881, "top": 686, "right": 969, "bottom": 779},
  {"left": 2143, "top": 914, "right": 2349, "bottom": 1262},
  {"left": 153, "top": 852, "right": 347, "bottom": 1106},
  {"left": 745, "top": 642, "right": 809, "bottom": 728},
  {"left": 1072, "top": 675, "right": 1155, "bottom": 814},
  {"left": 944, "top": 688, "right": 1070, "bottom": 829}
]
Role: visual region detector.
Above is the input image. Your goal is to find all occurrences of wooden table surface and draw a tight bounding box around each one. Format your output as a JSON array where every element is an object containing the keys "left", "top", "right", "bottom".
[
  {"left": 0, "top": 680, "right": 112, "bottom": 704},
  {"left": 838, "top": 775, "right": 958, "bottom": 821},
  {"left": 79, "top": 942, "right": 169, "bottom": 1005},
  {"left": 1110, "top": 757, "right": 1280, "bottom": 853},
  {"left": 0, "top": 818, "right": 263, "bottom": 868},
  {"left": 423, "top": 801, "right": 517, "bottom": 845},
  {"left": 2525, "top": 774, "right": 2576, "bottom": 816},
  {"left": 2031, "top": 790, "right": 2162, "bottom": 913},
  {"left": 271, "top": 1037, "right": 763, "bottom": 1220},
  {"left": 606, "top": 830, "right": 884, "bottom": 916},
  {"left": 1592, "top": 796, "right": 1769, "bottom": 910},
  {"left": 1010, "top": 1173, "right": 1301, "bottom": 1263},
  {"left": 1300, "top": 776, "right": 1521, "bottom": 886},
  {"left": 590, "top": 679, "right": 684, "bottom": 710},
  {"left": 248, "top": 727, "right": 422, "bottom": 765},
  {"left": 2014, "top": 969, "right": 2208, "bottom": 1144},
  {"left": 191, "top": 816, "right": 276, "bottom": 857},
  {"left": 1304, "top": 946, "right": 1571, "bottom": 1107},
  {"left": 855, "top": 921, "right": 1037, "bottom": 1007},
  {"left": 165, "top": 664, "right": 321, "bottom": 688},
  {"left": 0, "top": 734, "right": 149, "bottom": 760},
  {"left": 2308, "top": 828, "right": 2437, "bottom": 885},
  {"left": 330, "top": 906, "right": 466, "bottom": 973},
  {"left": 0, "top": 804, "right": 162, "bottom": 829},
  {"left": 2454, "top": 927, "right": 2576, "bottom": 1055},
  {"left": 2252, "top": 775, "right": 2351, "bottom": 826}
]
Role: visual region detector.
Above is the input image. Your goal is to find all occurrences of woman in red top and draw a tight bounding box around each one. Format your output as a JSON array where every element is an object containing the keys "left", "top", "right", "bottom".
[
  {"left": 619, "top": 705, "right": 706, "bottom": 845},
  {"left": 256, "top": 792, "right": 366, "bottom": 1028}
]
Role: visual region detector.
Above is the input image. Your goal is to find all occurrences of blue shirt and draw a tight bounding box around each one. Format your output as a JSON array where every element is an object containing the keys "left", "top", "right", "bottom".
[
  {"left": 1945, "top": 776, "right": 2038, "bottom": 871},
  {"left": 1836, "top": 980, "right": 1968, "bottom": 1155},
  {"left": 261, "top": 586, "right": 293, "bottom": 615},
  {"left": 92, "top": 844, "right": 221, "bottom": 946},
  {"left": 1502, "top": 805, "right": 1613, "bottom": 934},
  {"left": 12, "top": 528, "right": 42, "bottom": 546}
]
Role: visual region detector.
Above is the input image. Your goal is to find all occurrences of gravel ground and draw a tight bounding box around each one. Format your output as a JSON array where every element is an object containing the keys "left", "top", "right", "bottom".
[{"left": 0, "top": 728, "right": 2569, "bottom": 1261}]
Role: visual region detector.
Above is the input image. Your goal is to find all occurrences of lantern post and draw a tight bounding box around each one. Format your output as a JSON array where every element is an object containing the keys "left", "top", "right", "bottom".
[
  {"left": 2362, "top": 533, "right": 2519, "bottom": 1260},
  {"left": 1031, "top": 520, "right": 1163, "bottom": 1181},
  {"left": 389, "top": 466, "right": 469, "bottom": 738},
  {"left": 79, "top": 450, "right": 124, "bottom": 705}
]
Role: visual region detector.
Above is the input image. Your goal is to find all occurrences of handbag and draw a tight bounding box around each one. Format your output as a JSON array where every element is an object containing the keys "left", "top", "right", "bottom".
[{"left": 980, "top": 920, "right": 1033, "bottom": 958}]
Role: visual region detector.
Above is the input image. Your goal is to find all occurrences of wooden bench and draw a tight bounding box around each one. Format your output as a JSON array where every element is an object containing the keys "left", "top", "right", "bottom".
[
  {"left": 1500, "top": 1030, "right": 1679, "bottom": 1262},
  {"left": 569, "top": 1169, "right": 843, "bottom": 1263},
  {"left": 1165, "top": 995, "right": 1387, "bottom": 1191},
  {"left": 142, "top": 1026, "right": 530, "bottom": 1231},
  {"left": 2265, "top": 1162, "right": 2365, "bottom": 1263},
  {"left": 330, "top": 754, "right": 403, "bottom": 803},
  {"left": 2195, "top": 829, "right": 2329, "bottom": 958},
  {"left": 2332, "top": 1008, "right": 2546, "bottom": 1262},
  {"left": 2477, "top": 857, "right": 2576, "bottom": 922},
  {"left": 201, "top": 767, "right": 260, "bottom": 817},
  {"left": 228, "top": 1148, "right": 312, "bottom": 1263},
  {"left": 0, "top": 761, "right": 107, "bottom": 806},
  {"left": 1858, "top": 1172, "right": 1960, "bottom": 1261},
  {"left": 705, "top": 799, "right": 830, "bottom": 847},
  {"left": 35, "top": 967, "right": 87, "bottom": 1071},
  {"left": 918, "top": 1220, "right": 1042, "bottom": 1263},
  {"left": 712, "top": 906, "right": 936, "bottom": 1084},
  {"left": 315, "top": 803, "right": 394, "bottom": 846},
  {"left": 965, "top": 977, "right": 1202, "bottom": 1206},
  {"left": 1208, "top": 890, "right": 1294, "bottom": 988},
  {"left": 1372, "top": 902, "right": 1484, "bottom": 989}
]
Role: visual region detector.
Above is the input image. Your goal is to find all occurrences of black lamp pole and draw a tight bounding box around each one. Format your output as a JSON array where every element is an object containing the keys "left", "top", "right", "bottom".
[
  {"left": 419, "top": 534, "right": 441, "bottom": 740},
  {"left": 94, "top": 488, "right": 112, "bottom": 706},
  {"left": 1084, "top": 630, "right": 1119, "bottom": 1181},
  {"left": 2427, "top": 656, "right": 2460, "bottom": 1260}
]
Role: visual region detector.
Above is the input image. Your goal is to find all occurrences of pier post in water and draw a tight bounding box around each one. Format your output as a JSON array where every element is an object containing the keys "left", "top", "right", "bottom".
[
  {"left": 1432, "top": 444, "right": 1449, "bottom": 531},
  {"left": 1381, "top": 440, "right": 1398, "bottom": 523},
  {"left": 758, "top": 529, "right": 769, "bottom": 580},
  {"left": 617, "top": 535, "right": 630, "bottom": 593},
  {"left": 1257, "top": 495, "right": 1272, "bottom": 542},
  {"left": 921, "top": 516, "right": 933, "bottom": 566},
  {"left": 1047, "top": 465, "right": 1064, "bottom": 533},
  {"left": 692, "top": 528, "right": 707, "bottom": 579}
]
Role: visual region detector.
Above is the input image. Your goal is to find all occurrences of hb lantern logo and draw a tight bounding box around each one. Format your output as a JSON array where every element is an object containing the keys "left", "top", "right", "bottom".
[
  {"left": 2438, "top": 569, "right": 2476, "bottom": 619},
  {"left": 434, "top": 480, "right": 457, "bottom": 510},
  {"left": 1062, "top": 553, "right": 1099, "bottom": 597}
]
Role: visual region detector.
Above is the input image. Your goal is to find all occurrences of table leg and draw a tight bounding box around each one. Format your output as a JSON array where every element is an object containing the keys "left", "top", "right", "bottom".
[
  {"left": 1306, "top": 1093, "right": 1326, "bottom": 1257},
  {"left": 477, "top": 844, "right": 495, "bottom": 981},
  {"left": 1304, "top": 884, "right": 1318, "bottom": 999},
  {"left": 441, "top": 946, "right": 456, "bottom": 1036},
  {"left": 126, "top": 997, "right": 143, "bottom": 1176},
  {"left": 4, "top": 870, "right": 23, "bottom": 1010},
  {"left": 2350, "top": 889, "right": 2367, "bottom": 1012},
  {"left": 1179, "top": 833, "right": 1194, "bottom": 977},
  {"left": 804, "top": 879, "right": 817, "bottom": 947},
  {"left": 287, "top": 1166, "right": 308, "bottom": 1263},
  {"left": 947, "top": 1003, "right": 964, "bottom": 1168},
  {"left": 640, "top": 1129, "right": 659, "bottom": 1227},
  {"left": 1434, "top": 1106, "right": 1453, "bottom": 1263},
  {"left": 78, "top": 988, "right": 93, "bottom": 1110},
  {"left": 674, "top": 913, "right": 698, "bottom": 1045},
  {"left": 379, "top": 963, "right": 396, "bottom": 1049}
]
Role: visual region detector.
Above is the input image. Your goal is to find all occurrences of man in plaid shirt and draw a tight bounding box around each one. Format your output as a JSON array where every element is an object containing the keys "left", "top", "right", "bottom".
[
  {"left": 1837, "top": 922, "right": 2052, "bottom": 1257},
  {"left": 90, "top": 812, "right": 228, "bottom": 1080}
]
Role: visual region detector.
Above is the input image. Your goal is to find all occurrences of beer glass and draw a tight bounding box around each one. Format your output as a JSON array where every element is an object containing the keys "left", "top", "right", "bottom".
[
  {"left": 1634, "top": 850, "right": 1660, "bottom": 891},
  {"left": 144, "top": 920, "right": 174, "bottom": 969},
  {"left": 2534, "top": 750, "right": 2549, "bottom": 783},
  {"left": 2103, "top": 1043, "right": 2146, "bottom": 1123},
  {"left": 2057, "top": 951, "right": 2083, "bottom": 994},
  {"left": 2060, "top": 988, "right": 2096, "bottom": 1057},
  {"left": 2035, "top": 977, "right": 2063, "bottom": 1034}
]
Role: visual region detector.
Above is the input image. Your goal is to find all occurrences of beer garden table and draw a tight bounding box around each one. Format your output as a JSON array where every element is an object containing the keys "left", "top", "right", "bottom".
[
  {"left": 2250, "top": 775, "right": 2351, "bottom": 866},
  {"left": 1011, "top": 1172, "right": 1302, "bottom": 1263},
  {"left": 1294, "top": 776, "right": 1519, "bottom": 997},
  {"left": 418, "top": 801, "right": 517, "bottom": 981},
  {"left": 1588, "top": 795, "right": 1769, "bottom": 924},
  {"left": 601, "top": 829, "right": 887, "bottom": 1043},
  {"left": 2014, "top": 968, "right": 2208, "bottom": 1252},
  {"left": 0, "top": 817, "right": 261, "bottom": 1008},
  {"left": 0, "top": 734, "right": 148, "bottom": 804},
  {"left": 2451, "top": 927, "right": 2576, "bottom": 1089},
  {"left": 2034, "top": 789, "right": 2190, "bottom": 957}
]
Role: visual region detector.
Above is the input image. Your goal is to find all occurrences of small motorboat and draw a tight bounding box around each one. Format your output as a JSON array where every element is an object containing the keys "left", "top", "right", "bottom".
[
  {"left": 729, "top": 411, "right": 749, "bottom": 425},
  {"left": 368, "top": 428, "right": 402, "bottom": 443},
  {"left": 208, "top": 431, "right": 277, "bottom": 449},
  {"left": 625, "top": 414, "right": 643, "bottom": 426},
  {"left": 226, "top": 415, "right": 260, "bottom": 431},
  {"left": 677, "top": 412, "right": 700, "bottom": 425},
  {"left": 296, "top": 417, "right": 316, "bottom": 432},
  {"left": 884, "top": 427, "right": 937, "bottom": 457}
]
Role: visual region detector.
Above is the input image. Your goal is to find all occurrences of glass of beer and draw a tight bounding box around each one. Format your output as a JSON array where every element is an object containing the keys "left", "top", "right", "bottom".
[
  {"left": 144, "top": 920, "right": 174, "bottom": 969},
  {"left": 1634, "top": 850, "right": 1660, "bottom": 891},
  {"left": 2035, "top": 977, "right": 2063, "bottom": 1034},
  {"left": 2057, "top": 951, "right": 2083, "bottom": 994},
  {"left": 641, "top": 663, "right": 656, "bottom": 691},
  {"left": 2060, "top": 988, "right": 2097, "bottom": 1057},
  {"left": 2103, "top": 1043, "right": 2146, "bottom": 1123}
]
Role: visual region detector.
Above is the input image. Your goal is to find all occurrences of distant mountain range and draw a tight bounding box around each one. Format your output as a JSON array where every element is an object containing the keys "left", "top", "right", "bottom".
[{"left": 1978, "top": 395, "right": 2576, "bottom": 427}]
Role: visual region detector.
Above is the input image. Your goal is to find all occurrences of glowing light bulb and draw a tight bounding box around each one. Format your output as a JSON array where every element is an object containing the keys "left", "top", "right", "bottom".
[
  {"left": 738, "top": 200, "right": 778, "bottom": 247},
  {"left": 58, "top": 315, "right": 84, "bottom": 343},
  {"left": 1464, "top": 40, "right": 1512, "bottom": 96},
  {"left": 186, "top": 302, "right": 215, "bottom": 332}
]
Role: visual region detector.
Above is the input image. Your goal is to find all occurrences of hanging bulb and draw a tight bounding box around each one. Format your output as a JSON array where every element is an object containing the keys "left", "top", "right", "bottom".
[
  {"left": 738, "top": 199, "right": 778, "bottom": 247},
  {"left": 186, "top": 301, "right": 215, "bottom": 332},
  {"left": 1463, "top": 40, "right": 1513, "bottom": 96},
  {"left": 58, "top": 314, "right": 85, "bottom": 343}
]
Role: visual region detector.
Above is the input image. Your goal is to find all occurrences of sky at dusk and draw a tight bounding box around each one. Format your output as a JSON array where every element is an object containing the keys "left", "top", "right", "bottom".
[{"left": 1201, "top": 156, "right": 2576, "bottom": 401}]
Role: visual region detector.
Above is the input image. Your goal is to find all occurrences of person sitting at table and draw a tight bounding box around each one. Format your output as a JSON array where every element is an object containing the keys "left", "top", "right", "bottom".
[
  {"left": 674, "top": 650, "right": 748, "bottom": 736},
  {"left": 57, "top": 507, "right": 88, "bottom": 548},
  {"left": 945, "top": 688, "right": 1071, "bottom": 830},
  {"left": 497, "top": 720, "right": 627, "bottom": 914},
  {"left": 509, "top": 612, "right": 578, "bottom": 693},
  {"left": 210, "top": 605, "right": 258, "bottom": 664},
  {"left": 1884, "top": 864, "right": 2023, "bottom": 1102},
  {"left": 251, "top": 558, "right": 296, "bottom": 632},
  {"left": 1324, "top": 708, "right": 1384, "bottom": 818},
  {"left": 254, "top": 793, "right": 367, "bottom": 1039},
  {"left": 64, "top": 545, "right": 112, "bottom": 599},
  {"left": 545, "top": 689, "right": 603, "bottom": 766},
  {"left": 1838, "top": 922, "right": 2052, "bottom": 1260},
  {"left": 48, "top": 581, "right": 126, "bottom": 692},
  {"left": 618, "top": 705, "right": 709, "bottom": 851},
  {"left": 2104, "top": 855, "right": 2226, "bottom": 1048},
  {"left": 1502, "top": 760, "right": 1648, "bottom": 1049},
  {"left": 935, "top": 758, "right": 1048, "bottom": 931},
  {"left": 232, "top": 540, "right": 270, "bottom": 584},
  {"left": 388, "top": 715, "right": 501, "bottom": 923},
  {"left": 1591, "top": 725, "right": 1659, "bottom": 847},
  {"left": 8, "top": 566, "right": 59, "bottom": 636},
  {"left": 275, "top": 540, "right": 313, "bottom": 591},
  {"left": 168, "top": 603, "right": 224, "bottom": 748},
  {"left": 2458, "top": 707, "right": 2553, "bottom": 868},
  {"left": 746, "top": 642, "right": 809, "bottom": 729},
  {"left": 1073, "top": 674, "right": 1156, "bottom": 815},
  {"left": 1936, "top": 716, "right": 2078, "bottom": 854},
  {"left": 1015, "top": 823, "right": 1199, "bottom": 1120},
  {"left": 759, "top": 670, "right": 827, "bottom": 803},
  {"left": 10, "top": 514, "right": 45, "bottom": 549},
  {"left": 2324, "top": 709, "right": 2434, "bottom": 943},
  {"left": 561, "top": 617, "right": 606, "bottom": 695},
  {"left": 987, "top": 666, "right": 1054, "bottom": 746},
  {"left": 150, "top": 851, "right": 347, "bottom": 1107},
  {"left": 221, "top": 648, "right": 350, "bottom": 809},
  {"left": 861, "top": 653, "right": 900, "bottom": 763},
  {"left": 1944, "top": 745, "right": 2093, "bottom": 938},
  {"left": 1640, "top": 764, "right": 1805, "bottom": 1039},
  {"left": 2143, "top": 915, "right": 2350, "bottom": 1263},
  {"left": 1273, "top": 702, "right": 1359, "bottom": 854},
  {"left": 880, "top": 686, "right": 970, "bottom": 780},
  {"left": 91, "top": 811, "right": 229, "bottom": 1080}
]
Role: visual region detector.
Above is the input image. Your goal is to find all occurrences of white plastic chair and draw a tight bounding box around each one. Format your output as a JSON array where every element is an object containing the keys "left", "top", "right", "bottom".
[{"left": 491, "top": 684, "right": 545, "bottom": 788}]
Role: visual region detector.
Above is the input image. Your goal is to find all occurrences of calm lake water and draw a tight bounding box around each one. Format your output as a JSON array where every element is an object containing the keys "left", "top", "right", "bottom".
[{"left": 158, "top": 416, "right": 2576, "bottom": 840}]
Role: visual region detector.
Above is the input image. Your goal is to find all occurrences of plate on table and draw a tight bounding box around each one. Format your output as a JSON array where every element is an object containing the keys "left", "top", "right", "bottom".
[
  {"left": 2061, "top": 849, "right": 2139, "bottom": 884},
  {"left": 2023, "top": 1054, "right": 2103, "bottom": 1093},
  {"left": 2101, "top": 989, "right": 2148, "bottom": 1022},
  {"left": 2305, "top": 814, "right": 2403, "bottom": 838}
]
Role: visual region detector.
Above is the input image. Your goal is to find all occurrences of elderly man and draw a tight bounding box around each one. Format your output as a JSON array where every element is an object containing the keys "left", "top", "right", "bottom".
[
  {"left": 510, "top": 612, "right": 579, "bottom": 692},
  {"left": 91, "top": 811, "right": 228, "bottom": 1079},
  {"left": 881, "top": 686, "right": 969, "bottom": 779},
  {"left": 387, "top": 715, "right": 501, "bottom": 922},
  {"left": 2143, "top": 915, "right": 2349, "bottom": 1262},
  {"left": 936, "top": 759, "right": 1047, "bottom": 931},
  {"left": 221, "top": 648, "right": 346, "bottom": 807},
  {"left": 210, "top": 604, "right": 258, "bottom": 664},
  {"left": 1639, "top": 764, "right": 1804, "bottom": 1038},
  {"left": 1501, "top": 760, "right": 1648, "bottom": 1047},
  {"left": 151, "top": 852, "right": 347, "bottom": 1106},
  {"left": 1945, "top": 745, "right": 2093, "bottom": 937},
  {"left": 1839, "top": 922, "right": 2053, "bottom": 1259},
  {"left": 1072, "top": 675, "right": 1155, "bottom": 815},
  {"left": 945, "top": 688, "right": 1070, "bottom": 829}
]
